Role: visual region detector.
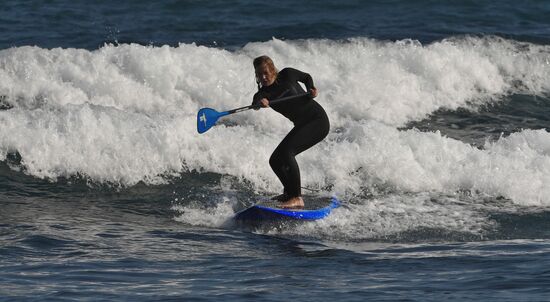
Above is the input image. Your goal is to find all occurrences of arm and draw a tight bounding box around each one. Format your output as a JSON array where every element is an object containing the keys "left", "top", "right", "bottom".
[{"left": 283, "top": 67, "right": 318, "bottom": 97}]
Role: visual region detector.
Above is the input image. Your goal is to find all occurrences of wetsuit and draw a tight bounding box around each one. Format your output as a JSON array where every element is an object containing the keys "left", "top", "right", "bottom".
[{"left": 253, "top": 68, "right": 330, "bottom": 198}]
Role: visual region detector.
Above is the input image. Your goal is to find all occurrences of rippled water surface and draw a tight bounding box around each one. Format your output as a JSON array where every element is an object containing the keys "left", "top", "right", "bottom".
[{"left": 2, "top": 1, "right": 550, "bottom": 301}]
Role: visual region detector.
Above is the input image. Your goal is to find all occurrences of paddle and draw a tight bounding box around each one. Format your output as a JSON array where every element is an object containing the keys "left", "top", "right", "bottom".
[{"left": 197, "top": 92, "right": 311, "bottom": 134}]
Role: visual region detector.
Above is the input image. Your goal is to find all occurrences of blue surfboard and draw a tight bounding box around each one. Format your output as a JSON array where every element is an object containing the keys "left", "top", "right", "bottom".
[{"left": 234, "top": 196, "right": 340, "bottom": 225}]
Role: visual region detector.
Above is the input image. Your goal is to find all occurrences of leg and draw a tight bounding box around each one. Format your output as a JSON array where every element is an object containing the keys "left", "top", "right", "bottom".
[{"left": 269, "top": 116, "right": 329, "bottom": 208}]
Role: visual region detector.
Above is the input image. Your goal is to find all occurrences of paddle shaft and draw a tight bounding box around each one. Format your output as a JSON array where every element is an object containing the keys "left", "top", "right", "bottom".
[
  {"left": 197, "top": 91, "right": 313, "bottom": 134},
  {"left": 224, "top": 91, "right": 311, "bottom": 115}
]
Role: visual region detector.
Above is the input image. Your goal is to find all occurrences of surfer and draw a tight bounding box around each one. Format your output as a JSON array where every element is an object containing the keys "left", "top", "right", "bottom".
[{"left": 252, "top": 56, "right": 330, "bottom": 209}]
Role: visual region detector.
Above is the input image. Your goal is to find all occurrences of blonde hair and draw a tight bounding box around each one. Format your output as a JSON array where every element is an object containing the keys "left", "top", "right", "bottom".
[
  {"left": 253, "top": 55, "right": 278, "bottom": 88},
  {"left": 253, "top": 55, "right": 276, "bottom": 71}
]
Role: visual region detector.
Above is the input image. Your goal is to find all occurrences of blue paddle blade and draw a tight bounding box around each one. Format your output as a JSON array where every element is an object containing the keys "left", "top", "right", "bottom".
[{"left": 197, "top": 108, "right": 228, "bottom": 134}]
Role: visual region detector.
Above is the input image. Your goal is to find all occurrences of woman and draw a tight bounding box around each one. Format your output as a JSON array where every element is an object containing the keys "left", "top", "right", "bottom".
[{"left": 252, "top": 56, "right": 330, "bottom": 209}]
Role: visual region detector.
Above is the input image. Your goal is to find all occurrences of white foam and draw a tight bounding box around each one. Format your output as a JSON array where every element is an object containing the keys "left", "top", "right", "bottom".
[
  {"left": 314, "top": 122, "right": 550, "bottom": 206},
  {"left": 172, "top": 197, "right": 236, "bottom": 228},
  {"left": 261, "top": 193, "right": 494, "bottom": 240},
  {"left": 1, "top": 37, "right": 550, "bottom": 210}
]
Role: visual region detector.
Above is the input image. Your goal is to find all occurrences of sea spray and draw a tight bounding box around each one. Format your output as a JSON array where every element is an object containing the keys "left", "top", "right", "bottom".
[{"left": 1, "top": 36, "right": 550, "bottom": 206}]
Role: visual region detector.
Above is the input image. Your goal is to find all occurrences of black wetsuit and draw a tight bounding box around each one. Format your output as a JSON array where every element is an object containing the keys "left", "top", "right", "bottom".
[{"left": 253, "top": 68, "right": 330, "bottom": 198}]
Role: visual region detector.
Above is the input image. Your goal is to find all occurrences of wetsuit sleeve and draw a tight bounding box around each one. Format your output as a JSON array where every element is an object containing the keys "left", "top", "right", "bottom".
[
  {"left": 284, "top": 68, "right": 315, "bottom": 90},
  {"left": 252, "top": 91, "right": 266, "bottom": 106}
]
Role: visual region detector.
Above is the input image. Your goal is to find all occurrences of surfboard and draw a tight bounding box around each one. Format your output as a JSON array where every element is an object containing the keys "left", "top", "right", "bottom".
[{"left": 234, "top": 195, "right": 340, "bottom": 225}]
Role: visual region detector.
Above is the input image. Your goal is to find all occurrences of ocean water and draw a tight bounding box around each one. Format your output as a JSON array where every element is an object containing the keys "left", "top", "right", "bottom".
[{"left": 2, "top": 0, "right": 550, "bottom": 301}]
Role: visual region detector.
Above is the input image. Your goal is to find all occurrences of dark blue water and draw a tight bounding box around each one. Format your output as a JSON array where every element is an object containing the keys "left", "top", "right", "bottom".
[
  {"left": 3, "top": 0, "right": 550, "bottom": 50},
  {"left": 2, "top": 1, "right": 550, "bottom": 301}
]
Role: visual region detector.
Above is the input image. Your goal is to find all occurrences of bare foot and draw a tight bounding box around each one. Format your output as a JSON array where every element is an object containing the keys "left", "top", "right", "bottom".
[{"left": 278, "top": 196, "right": 304, "bottom": 209}]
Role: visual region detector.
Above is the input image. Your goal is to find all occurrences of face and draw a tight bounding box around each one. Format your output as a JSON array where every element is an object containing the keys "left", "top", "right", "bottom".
[{"left": 255, "top": 64, "right": 276, "bottom": 87}]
